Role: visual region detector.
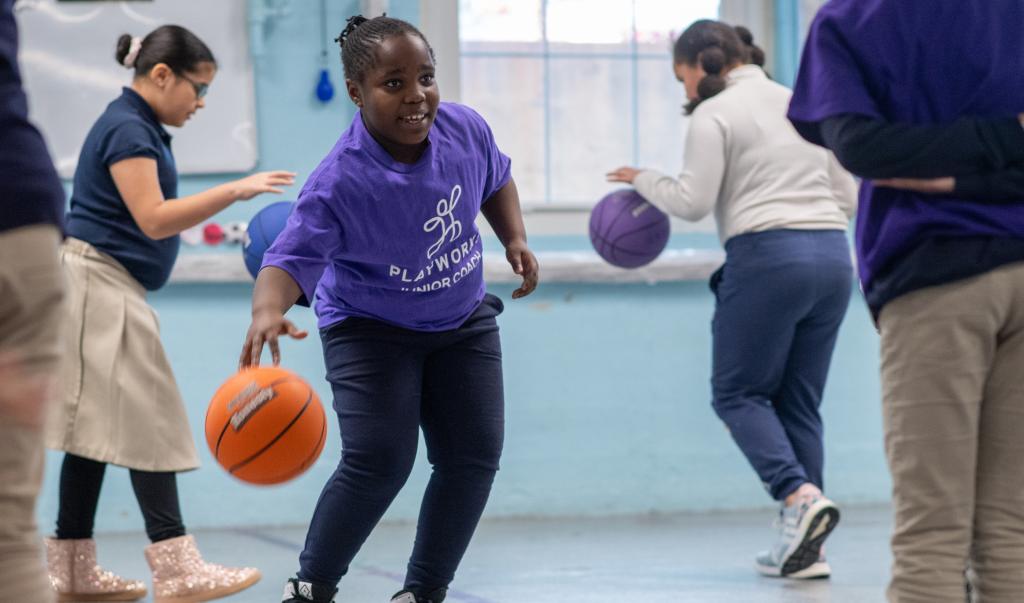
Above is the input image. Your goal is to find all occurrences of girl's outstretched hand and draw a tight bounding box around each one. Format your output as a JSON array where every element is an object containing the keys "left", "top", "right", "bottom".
[
  {"left": 232, "top": 171, "right": 297, "bottom": 201},
  {"left": 873, "top": 176, "right": 954, "bottom": 194},
  {"left": 606, "top": 166, "right": 641, "bottom": 184},
  {"left": 239, "top": 310, "right": 308, "bottom": 369},
  {"left": 506, "top": 239, "right": 539, "bottom": 299}
]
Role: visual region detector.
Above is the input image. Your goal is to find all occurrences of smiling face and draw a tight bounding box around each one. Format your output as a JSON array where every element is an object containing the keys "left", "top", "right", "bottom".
[{"left": 346, "top": 33, "right": 440, "bottom": 162}]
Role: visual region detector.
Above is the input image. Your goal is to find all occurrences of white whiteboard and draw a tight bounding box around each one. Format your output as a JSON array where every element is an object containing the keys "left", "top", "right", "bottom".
[{"left": 14, "top": 0, "right": 257, "bottom": 177}]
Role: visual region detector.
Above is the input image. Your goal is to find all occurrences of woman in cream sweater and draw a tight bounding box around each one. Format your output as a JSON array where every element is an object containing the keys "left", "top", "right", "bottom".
[{"left": 608, "top": 20, "right": 856, "bottom": 580}]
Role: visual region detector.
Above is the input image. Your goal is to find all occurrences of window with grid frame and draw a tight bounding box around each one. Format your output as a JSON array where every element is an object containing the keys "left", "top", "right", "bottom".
[{"left": 459, "top": 0, "right": 721, "bottom": 208}]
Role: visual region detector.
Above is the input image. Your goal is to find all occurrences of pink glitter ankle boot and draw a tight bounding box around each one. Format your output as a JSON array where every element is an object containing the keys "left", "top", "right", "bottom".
[
  {"left": 144, "top": 534, "right": 260, "bottom": 602},
  {"left": 45, "top": 537, "right": 147, "bottom": 601}
]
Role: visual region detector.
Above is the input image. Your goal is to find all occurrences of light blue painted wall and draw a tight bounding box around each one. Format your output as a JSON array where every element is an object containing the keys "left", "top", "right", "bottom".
[
  {"left": 38, "top": 280, "right": 888, "bottom": 532},
  {"left": 36, "top": 1, "right": 891, "bottom": 533}
]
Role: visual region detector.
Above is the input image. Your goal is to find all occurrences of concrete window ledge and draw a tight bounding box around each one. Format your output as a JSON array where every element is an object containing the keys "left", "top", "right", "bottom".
[{"left": 168, "top": 249, "right": 725, "bottom": 285}]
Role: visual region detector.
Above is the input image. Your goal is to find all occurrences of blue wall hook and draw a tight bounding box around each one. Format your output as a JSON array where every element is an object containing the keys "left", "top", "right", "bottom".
[
  {"left": 316, "top": 67, "right": 334, "bottom": 103},
  {"left": 314, "top": 0, "right": 334, "bottom": 103}
]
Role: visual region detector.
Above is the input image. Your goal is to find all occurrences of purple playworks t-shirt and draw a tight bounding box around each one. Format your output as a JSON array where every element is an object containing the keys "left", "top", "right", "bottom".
[
  {"left": 263, "top": 102, "right": 511, "bottom": 331},
  {"left": 787, "top": 0, "right": 1024, "bottom": 292}
]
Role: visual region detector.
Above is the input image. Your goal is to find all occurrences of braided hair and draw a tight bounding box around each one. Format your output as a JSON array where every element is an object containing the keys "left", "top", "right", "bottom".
[
  {"left": 335, "top": 14, "right": 436, "bottom": 82},
  {"left": 673, "top": 20, "right": 764, "bottom": 114}
]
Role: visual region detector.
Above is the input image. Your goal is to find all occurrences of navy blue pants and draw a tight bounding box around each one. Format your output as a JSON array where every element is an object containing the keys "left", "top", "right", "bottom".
[
  {"left": 298, "top": 294, "right": 505, "bottom": 596},
  {"left": 710, "top": 230, "right": 852, "bottom": 501}
]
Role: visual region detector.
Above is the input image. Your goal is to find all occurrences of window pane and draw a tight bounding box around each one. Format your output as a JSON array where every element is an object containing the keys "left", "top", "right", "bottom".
[
  {"left": 636, "top": 57, "right": 688, "bottom": 175},
  {"left": 545, "top": 0, "right": 633, "bottom": 55},
  {"left": 459, "top": 0, "right": 542, "bottom": 43},
  {"left": 458, "top": 0, "right": 721, "bottom": 207},
  {"left": 461, "top": 40, "right": 544, "bottom": 56},
  {"left": 634, "top": 0, "right": 720, "bottom": 52},
  {"left": 548, "top": 58, "right": 633, "bottom": 204},
  {"left": 460, "top": 56, "right": 547, "bottom": 204}
]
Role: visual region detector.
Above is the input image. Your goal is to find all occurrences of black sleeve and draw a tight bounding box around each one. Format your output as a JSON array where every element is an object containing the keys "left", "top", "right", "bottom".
[
  {"left": 820, "top": 114, "right": 1024, "bottom": 179},
  {"left": 954, "top": 165, "right": 1024, "bottom": 202}
]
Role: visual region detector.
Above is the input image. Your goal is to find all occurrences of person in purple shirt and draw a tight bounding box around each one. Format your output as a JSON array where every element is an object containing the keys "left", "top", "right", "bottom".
[
  {"left": 238, "top": 15, "right": 539, "bottom": 603},
  {"left": 789, "top": 1, "right": 1024, "bottom": 600}
]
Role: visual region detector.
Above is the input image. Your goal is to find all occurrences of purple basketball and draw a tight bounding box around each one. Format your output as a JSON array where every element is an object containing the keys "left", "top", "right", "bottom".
[{"left": 589, "top": 189, "right": 670, "bottom": 268}]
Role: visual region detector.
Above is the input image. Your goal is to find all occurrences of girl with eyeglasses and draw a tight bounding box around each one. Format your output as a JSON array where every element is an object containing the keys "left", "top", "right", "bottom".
[{"left": 45, "top": 24, "right": 293, "bottom": 602}]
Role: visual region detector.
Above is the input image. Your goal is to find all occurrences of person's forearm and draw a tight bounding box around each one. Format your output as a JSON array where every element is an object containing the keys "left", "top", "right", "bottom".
[
  {"left": 145, "top": 182, "right": 241, "bottom": 239},
  {"left": 633, "top": 170, "right": 715, "bottom": 221},
  {"left": 252, "top": 266, "right": 302, "bottom": 316},
  {"left": 954, "top": 166, "right": 1024, "bottom": 202},
  {"left": 821, "top": 114, "right": 1024, "bottom": 179},
  {"left": 480, "top": 179, "right": 527, "bottom": 246}
]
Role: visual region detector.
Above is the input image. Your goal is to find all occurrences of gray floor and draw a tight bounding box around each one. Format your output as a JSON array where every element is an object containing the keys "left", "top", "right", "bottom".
[{"left": 84, "top": 505, "right": 892, "bottom": 603}]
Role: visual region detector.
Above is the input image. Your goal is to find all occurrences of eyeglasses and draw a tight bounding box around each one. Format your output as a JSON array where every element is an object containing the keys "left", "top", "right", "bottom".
[{"left": 178, "top": 73, "right": 209, "bottom": 99}]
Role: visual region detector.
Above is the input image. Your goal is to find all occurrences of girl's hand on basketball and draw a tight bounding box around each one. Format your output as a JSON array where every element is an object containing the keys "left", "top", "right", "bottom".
[
  {"left": 231, "top": 171, "right": 297, "bottom": 201},
  {"left": 873, "top": 176, "right": 954, "bottom": 194},
  {"left": 606, "top": 166, "right": 641, "bottom": 184},
  {"left": 240, "top": 310, "right": 308, "bottom": 369},
  {"left": 506, "top": 239, "right": 539, "bottom": 299}
]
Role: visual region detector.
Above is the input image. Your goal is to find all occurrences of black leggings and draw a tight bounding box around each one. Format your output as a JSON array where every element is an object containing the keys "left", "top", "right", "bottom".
[{"left": 55, "top": 453, "right": 186, "bottom": 543}]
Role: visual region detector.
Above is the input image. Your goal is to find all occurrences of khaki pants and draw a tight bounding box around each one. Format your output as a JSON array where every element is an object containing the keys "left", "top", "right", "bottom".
[
  {"left": 0, "top": 224, "right": 64, "bottom": 603},
  {"left": 880, "top": 261, "right": 1024, "bottom": 603}
]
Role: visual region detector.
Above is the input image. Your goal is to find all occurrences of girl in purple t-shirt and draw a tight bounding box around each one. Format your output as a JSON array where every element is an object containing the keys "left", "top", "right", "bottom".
[{"left": 239, "top": 15, "right": 539, "bottom": 603}]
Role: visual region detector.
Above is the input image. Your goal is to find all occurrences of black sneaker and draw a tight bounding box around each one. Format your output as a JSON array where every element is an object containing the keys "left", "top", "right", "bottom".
[
  {"left": 282, "top": 577, "right": 338, "bottom": 603},
  {"left": 390, "top": 587, "right": 447, "bottom": 602}
]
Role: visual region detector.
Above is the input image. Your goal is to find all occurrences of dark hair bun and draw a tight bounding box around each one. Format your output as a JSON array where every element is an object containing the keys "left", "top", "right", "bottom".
[
  {"left": 115, "top": 33, "right": 133, "bottom": 65},
  {"left": 748, "top": 45, "right": 766, "bottom": 66},
  {"left": 699, "top": 46, "right": 726, "bottom": 75},
  {"left": 733, "top": 26, "right": 754, "bottom": 46},
  {"left": 697, "top": 74, "right": 727, "bottom": 101},
  {"left": 732, "top": 25, "right": 765, "bottom": 67}
]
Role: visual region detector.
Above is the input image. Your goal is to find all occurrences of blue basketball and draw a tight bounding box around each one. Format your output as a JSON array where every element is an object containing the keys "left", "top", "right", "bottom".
[
  {"left": 243, "top": 201, "right": 295, "bottom": 279},
  {"left": 589, "top": 189, "right": 670, "bottom": 268}
]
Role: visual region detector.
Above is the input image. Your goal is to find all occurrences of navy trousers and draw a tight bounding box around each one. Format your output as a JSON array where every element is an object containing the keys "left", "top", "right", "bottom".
[
  {"left": 298, "top": 294, "right": 505, "bottom": 596},
  {"left": 710, "top": 229, "right": 852, "bottom": 501}
]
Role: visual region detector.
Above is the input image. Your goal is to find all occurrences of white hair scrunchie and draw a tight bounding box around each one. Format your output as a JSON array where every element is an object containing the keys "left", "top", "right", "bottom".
[{"left": 123, "top": 36, "right": 143, "bottom": 69}]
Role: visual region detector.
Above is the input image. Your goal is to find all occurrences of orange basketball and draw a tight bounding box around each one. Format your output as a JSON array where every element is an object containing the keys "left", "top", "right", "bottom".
[{"left": 205, "top": 366, "right": 327, "bottom": 485}]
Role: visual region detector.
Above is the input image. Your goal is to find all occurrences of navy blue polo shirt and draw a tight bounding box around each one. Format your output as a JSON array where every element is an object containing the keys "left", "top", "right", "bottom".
[
  {"left": 0, "top": 0, "right": 64, "bottom": 233},
  {"left": 66, "top": 87, "right": 180, "bottom": 290}
]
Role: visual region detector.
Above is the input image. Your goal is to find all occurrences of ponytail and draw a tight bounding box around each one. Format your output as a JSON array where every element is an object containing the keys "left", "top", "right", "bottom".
[{"left": 673, "top": 20, "right": 762, "bottom": 114}]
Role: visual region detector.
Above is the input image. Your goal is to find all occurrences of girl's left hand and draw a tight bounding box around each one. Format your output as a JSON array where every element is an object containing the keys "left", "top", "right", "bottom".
[
  {"left": 506, "top": 240, "right": 539, "bottom": 299},
  {"left": 606, "top": 166, "right": 641, "bottom": 184},
  {"left": 874, "top": 176, "right": 955, "bottom": 194},
  {"left": 231, "top": 171, "right": 297, "bottom": 201}
]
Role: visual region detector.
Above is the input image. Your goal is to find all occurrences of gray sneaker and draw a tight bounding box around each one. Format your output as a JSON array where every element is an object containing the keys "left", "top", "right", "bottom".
[
  {"left": 787, "top": 553, "right": 831, "bottom": 579},
  {"left": 755, "top": 495, "right": 840, "bottom": 577}
]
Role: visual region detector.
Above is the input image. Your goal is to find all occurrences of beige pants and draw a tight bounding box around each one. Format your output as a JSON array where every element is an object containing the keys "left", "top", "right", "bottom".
[
  {"left": 880, "top": 261, "right": 1024, "bottom": 603},
  {"left": 0, "top": 224, "right": 64, "bottom": 603}
]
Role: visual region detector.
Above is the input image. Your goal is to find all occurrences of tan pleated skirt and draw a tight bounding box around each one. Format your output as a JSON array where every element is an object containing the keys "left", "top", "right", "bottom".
[{"left": 46, "top": 238, "right": 199, "bottom": 472}]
